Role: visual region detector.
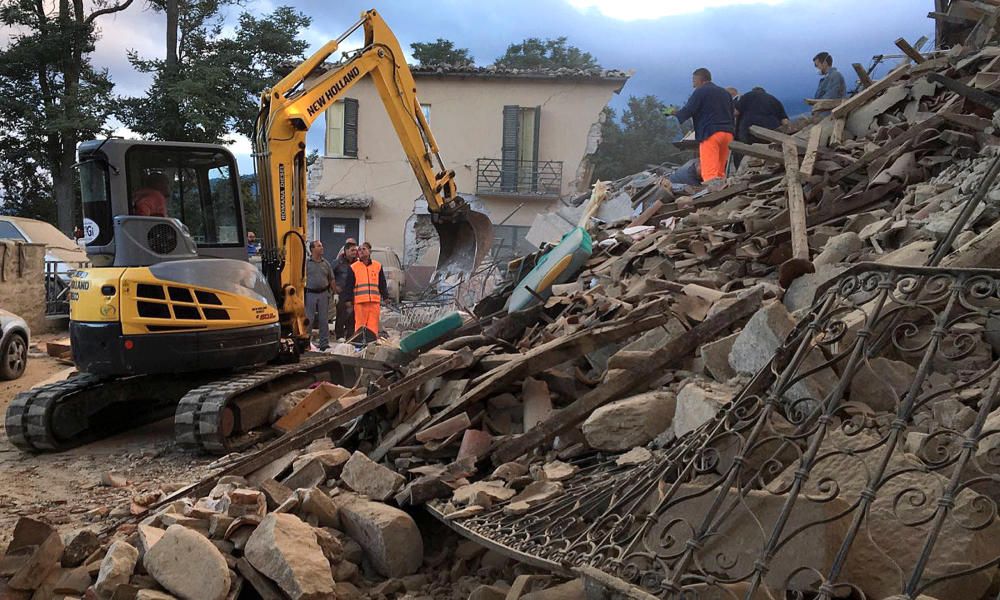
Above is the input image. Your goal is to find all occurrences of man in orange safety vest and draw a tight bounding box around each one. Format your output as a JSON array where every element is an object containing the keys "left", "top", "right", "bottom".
[{"left": 345, "top": 242, "right": 389, "bottom": 343}]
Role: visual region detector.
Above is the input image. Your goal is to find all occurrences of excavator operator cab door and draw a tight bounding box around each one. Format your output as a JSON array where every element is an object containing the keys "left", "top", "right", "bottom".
[{"left": 78, "top": 139, "right": 249, "bottom": 268}]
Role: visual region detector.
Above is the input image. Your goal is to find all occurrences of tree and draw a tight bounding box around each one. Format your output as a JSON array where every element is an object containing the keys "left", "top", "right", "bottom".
[
  {"left": 495, "top": 37, "right": 599, "bottom": 70},
  {"left": 591, "top": 96, "right": 690, "bottom": 182},
  {"left": 410, "top": 38, "right": 473, "bottom": 66},
  {"left": 0, "top": 0, "right": 132, "bottom": 232},
  {"left": 119, "top": 1, "right": 311, "bottom": 143}
]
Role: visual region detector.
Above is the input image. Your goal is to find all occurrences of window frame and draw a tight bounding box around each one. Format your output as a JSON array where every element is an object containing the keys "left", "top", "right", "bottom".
[{"left": 124, "top": 145, "right": 245, "bottom": 249}]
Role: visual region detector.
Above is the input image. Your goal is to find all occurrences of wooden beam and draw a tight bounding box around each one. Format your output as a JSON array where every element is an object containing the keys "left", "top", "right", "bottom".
[
  {"left": 852, "top": 63, "right": 873, "bottom": 88},
  {"left": 832, "top": 64, "right": 911, "bottom": 118},
  {"left": 489, "top": 290, "right": 763, "bottom": 466},
  {"left": 832, "top": 114, "right": 944, "bottom": 183},
  {"left": 927, "top": 72, "right": 1000, "bottom": 110},
  {"left": 131, "top": 348, "right": 476, "bottom": 519},
  {"left": 895, "top": 37, "right": 927, "bottom": 63},
  {"left": 829, "top": 118, "right": 846, "bottom": 146},
  {"left": 728, "top": 141, "right": 784, "bottom": 164},
  {"left": 782, "top": 142, "right": 809, "bottom": 261},
  {"left": 416, "top": 300, "right": 674, "bottom": 434},
  {"left": 748, "top": 125, "right": 807, "bottom": 151},
  {"left": 800, "top": 125, "right": 822, "bottom": 178}
]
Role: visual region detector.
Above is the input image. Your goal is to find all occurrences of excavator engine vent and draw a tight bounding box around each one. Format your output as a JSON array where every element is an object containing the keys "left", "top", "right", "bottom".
[
  {"left": 134, "top": 284, "right": 231, "bottom": 326},
  {"left": 147, "top": 224, "right": 178, "bottom": 254}
]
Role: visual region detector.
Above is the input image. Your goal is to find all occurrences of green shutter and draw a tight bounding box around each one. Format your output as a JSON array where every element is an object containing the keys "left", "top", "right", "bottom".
[
  {"left": 501, "top": 105, "right": 520, "bottom": 192},
  {"left": 343, "top": 98, "right": 359, "bottom": 158},
  {"left": 531, "top": 105, "right": 542, "bottom": 192}
]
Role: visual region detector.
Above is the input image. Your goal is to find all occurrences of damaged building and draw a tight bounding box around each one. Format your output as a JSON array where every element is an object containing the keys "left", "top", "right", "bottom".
[{"left": 307, "top": 64, "right": 629, "bottom": 287}]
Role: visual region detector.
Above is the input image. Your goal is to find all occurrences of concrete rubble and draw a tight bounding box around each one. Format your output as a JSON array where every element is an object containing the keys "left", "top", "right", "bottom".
[{"left": 11, "top": 6, "right": 1000, "bottom": 600}]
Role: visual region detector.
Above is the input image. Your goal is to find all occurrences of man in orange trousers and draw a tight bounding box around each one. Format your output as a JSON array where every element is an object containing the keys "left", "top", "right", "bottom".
[
  {"left": 344, "top": 242, "right": 389, "bottom": 344},
  {"left": 664, "top": 67, "right": 736, "bottom": 186}
]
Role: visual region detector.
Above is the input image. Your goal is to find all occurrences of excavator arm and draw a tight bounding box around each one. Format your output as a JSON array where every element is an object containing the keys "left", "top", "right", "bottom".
[{"left": 252, "top": 9, "right": 491, "bottom": 346}]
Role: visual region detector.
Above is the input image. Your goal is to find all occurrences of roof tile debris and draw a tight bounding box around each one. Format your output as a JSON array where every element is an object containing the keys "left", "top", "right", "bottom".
[{"left": 13, "top": 6, "right": 1000, "bottom": 600}]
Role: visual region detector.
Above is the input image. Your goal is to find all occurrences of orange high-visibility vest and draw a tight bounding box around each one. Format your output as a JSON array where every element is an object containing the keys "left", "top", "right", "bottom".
[{"left": 351, "top": 259, "right": 383, "bottom": 304}]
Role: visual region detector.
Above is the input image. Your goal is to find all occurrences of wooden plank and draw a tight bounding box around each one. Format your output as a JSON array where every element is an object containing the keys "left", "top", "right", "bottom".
[
  {"left": 895, "top": 37, "right": 927, "bottom": 63},
  {"left": 852, "top": 63, "right": 873, "bottom": 88},
  {"left": 369, "top": 404, "right": 431, "bottom": 461},
  {"left": 831, "top": 64, "right": 911, "bottom": 118},
  {"left": 748, "top": 125, "right": 807, "bottom": 151},
  {"left": 273, "top": 382, "right": 351, "bottom": 433},
  {"left": 490, "top": 290, "right": 763, "bottom": 466},
  {"left": 927, "top": 72, "right": 1000, "bottom": 110},
  {"left": 800, "top": 126, "right": 823, "bottom": 177},
  {"left": 782, "top": 141, "right": 809, "bottom": 261},
  {"left": 728, "top": 141, "right": 783, "bottom": 164},
  {"left": 829, "top": 118, "right": 846, "bottom": 146},
  {"left": 417, "top": 300, "right": 674, "bottom": 434},
  {"left": 832, "top": 115, "right": 944, "bottom": 182},
  {"left": 806, "top": 98, "right": 844, "bottom": 112}
]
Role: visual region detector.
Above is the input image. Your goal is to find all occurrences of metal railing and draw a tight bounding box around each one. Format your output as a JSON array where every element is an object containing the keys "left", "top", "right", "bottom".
[
  {"left": 476, "top": 158, "right": 563, "bottom": 197},
  {"left": 46, "top": 260, "right": 89, "bottom": 317},
  {"left": 440, "top": 262, "right": 1000, "bottom": 599}
]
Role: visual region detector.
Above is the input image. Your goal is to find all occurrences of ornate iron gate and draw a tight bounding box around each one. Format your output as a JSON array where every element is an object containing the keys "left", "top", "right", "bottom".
[{"left": 438, "top": 263, "right": 1000, "bottom": 600}]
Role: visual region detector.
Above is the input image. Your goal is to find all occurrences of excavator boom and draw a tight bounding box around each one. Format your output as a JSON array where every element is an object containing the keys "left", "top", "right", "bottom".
[{"left": 254, "top": 9, "right": 492, "bottom": 342}]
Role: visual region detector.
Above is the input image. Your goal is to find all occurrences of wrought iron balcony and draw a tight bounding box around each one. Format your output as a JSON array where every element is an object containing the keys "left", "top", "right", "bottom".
[{"left": 476, "top": 158, "right": 563, "bottom": 198}]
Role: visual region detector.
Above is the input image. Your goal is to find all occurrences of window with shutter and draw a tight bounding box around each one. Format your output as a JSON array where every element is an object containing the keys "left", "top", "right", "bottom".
[
  {"left": 500, "top": 105, "right": 520, "bottom": 192},
  {"left": 343, "top": 98, "right": 359, "bottom": 158},
  {"left": 324, "top": 101, "right": 345, "bottom": 157}
]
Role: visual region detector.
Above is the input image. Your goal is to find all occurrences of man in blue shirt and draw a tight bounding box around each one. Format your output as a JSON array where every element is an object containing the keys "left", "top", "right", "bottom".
[
  {"left": 813, "top": 52, "right": 847, "bottom": 100},
  {"left": 664, "top": 68, "right": 735, "bottom": 185}
]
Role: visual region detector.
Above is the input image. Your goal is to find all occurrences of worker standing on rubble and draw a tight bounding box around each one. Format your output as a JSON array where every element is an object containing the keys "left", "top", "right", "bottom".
[
  {"left": 333, "top": 241, "right": 358, "bottom": 341},
  {"left": 664, "top": 68, "right": 735, "bottom": 187},
  {"left": 305, "top": 240, "right": 335, "bottom": 351},
  {"left": 733, "top": 87, "right": 791, "bottom": 168},
  {"left": 813, "top": 51, "right": 847, "bottom": 100},
  {"left": 346, "top": 241, "right": 389, "bottom": 344}
]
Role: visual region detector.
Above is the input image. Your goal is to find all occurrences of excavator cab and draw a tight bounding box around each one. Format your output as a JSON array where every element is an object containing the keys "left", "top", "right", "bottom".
[
  {"left": 71, "top": 139, "right": 280, "bottom": 377},
  {"left": 78, "top": 139, "right": 250, "bottom": 266}
]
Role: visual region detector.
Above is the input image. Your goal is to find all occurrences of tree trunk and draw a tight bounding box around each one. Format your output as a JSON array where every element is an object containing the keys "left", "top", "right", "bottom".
[{"left": 164, "top": 0, "right": 181, "bottom": 139}]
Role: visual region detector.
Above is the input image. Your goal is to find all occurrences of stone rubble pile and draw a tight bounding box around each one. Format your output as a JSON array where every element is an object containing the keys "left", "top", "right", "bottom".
[{"left": 13, "top": 8, "right": 1000, "bottom": 600}]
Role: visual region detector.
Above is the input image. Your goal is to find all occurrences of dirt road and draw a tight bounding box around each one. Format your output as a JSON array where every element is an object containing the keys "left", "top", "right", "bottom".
[{"left": 0, "top": 336, "right": 214, "bottom": 546}]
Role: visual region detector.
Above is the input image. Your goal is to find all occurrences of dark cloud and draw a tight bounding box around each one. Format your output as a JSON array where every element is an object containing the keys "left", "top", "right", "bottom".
[{"left": 86, "top": 0, "right": 936, "bottom": 164}]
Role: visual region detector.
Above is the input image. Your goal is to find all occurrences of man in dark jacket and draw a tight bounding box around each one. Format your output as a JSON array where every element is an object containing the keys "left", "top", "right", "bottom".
[
  {"left": 733, "top": 87, "right": 790, "bottom": 168},
  {"left": 332, "top": 241, "right": 358, "bottom": 341},
  {"left": 665, "top": 68, "right": 735, "bottom": 186}
]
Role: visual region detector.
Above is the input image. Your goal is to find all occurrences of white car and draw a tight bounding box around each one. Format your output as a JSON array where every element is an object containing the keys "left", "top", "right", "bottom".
[{"left": 0, "top": 308, "right": 29, "bottom": 380}]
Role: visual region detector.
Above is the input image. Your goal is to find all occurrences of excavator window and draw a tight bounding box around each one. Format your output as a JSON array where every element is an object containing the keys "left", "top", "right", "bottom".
[
  {"left": 79, "top": 159, "right": 113, "bottom": 247},
  {"left": 125, "top": 146, "right": 243, "bottom": 248}
]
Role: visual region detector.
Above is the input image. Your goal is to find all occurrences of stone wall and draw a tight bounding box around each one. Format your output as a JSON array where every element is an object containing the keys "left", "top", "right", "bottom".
[{"left": 0, "top": 241, "right": 47, "bottom": 333}]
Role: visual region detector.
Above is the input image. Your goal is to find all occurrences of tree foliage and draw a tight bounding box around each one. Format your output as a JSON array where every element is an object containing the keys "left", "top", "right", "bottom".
[
  {"left": 495, "top": 37, "right": 599, "bottom": 70},
  {"left": 410, "top": 38, "right": 473, "bottom": 66},
  {"left": 0, "top": 0, "right": 128, "bottom": 231},
  {"left": 119, "top": 1, "right": 311, "bottom": 143},
  {"left": 591, "top": 96, "right": 691, "bottom": 182}
]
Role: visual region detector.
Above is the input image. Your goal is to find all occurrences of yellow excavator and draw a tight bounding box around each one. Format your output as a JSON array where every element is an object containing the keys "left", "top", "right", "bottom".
[{"left": 5, "top": 9, "right": 492, "bottom": 454}]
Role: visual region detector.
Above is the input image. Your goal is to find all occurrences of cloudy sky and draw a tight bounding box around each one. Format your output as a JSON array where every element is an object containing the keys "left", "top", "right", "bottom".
[{"left": 78, "top": 0, "right": 933, "bottom": 167}]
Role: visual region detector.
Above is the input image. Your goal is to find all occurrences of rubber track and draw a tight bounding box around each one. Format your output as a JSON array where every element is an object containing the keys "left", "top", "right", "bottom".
[
  {"left": 5, "top": 374, "right": 106, "bottom": 452},
  {"left": 174, "top": 355, "right": 342, "bottom": 454}
]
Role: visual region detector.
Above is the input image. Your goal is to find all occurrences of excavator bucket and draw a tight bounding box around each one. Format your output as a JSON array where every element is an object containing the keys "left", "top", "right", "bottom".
[{"left": 433, "top": 208, "right": 494, "bottom": 283}]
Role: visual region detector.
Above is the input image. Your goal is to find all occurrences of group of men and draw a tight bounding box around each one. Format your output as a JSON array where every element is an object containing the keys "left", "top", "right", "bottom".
[
  {"left": 304, "top": 237, "right": 388, "bottom": 350},
  {"left": 666, "top": 51, "right": 847, "bottom": 186}
]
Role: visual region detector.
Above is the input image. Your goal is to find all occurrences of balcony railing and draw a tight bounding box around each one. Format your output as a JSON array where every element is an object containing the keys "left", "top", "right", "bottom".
[{"left": 476, "top": 158, "right": 563, "bottom": 198}]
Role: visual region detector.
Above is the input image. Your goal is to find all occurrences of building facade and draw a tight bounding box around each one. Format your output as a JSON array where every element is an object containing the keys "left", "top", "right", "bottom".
[{"left": 307, "top": 65, "right": 628, "bottom": 278}]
